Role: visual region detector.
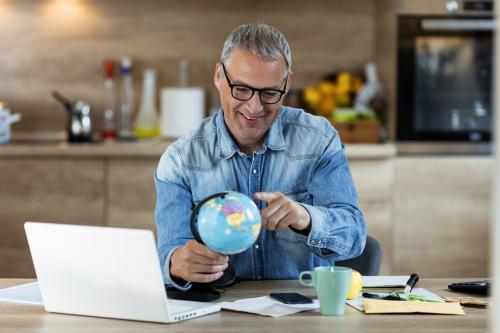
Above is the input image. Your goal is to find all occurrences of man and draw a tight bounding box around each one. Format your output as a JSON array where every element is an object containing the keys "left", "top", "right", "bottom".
[{"left": 155, "top": 23, "right": 366, "bottom": 290}]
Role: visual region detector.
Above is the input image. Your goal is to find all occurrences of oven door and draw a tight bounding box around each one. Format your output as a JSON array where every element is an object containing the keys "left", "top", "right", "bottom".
[{"left": 397, "top": 17, "right": 493, "bottom": 141}]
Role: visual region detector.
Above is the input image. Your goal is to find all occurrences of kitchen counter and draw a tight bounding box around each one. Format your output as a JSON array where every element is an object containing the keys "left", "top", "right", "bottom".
[
  {"left": 0, "top": 142, "right": 396, "bottom": 160},
  {"left": 0, "top": 141, "right": 171, "bottom": 159},
  {"left": 397, "top": 142, "right": 492, "bottom": 155}
]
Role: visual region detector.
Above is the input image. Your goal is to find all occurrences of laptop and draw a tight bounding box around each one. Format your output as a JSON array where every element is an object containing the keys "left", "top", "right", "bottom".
[{"left": 24, "top": 222, "right": 221, "bottom": 323}]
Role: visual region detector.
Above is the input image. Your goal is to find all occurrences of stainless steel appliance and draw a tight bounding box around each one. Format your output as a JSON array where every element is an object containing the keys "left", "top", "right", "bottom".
[
  {"left": 397, "top": 0, "right": 493, "bottom": 143},
  {"left": 52, "top": 91, "right": 93, "bottom": 143}
]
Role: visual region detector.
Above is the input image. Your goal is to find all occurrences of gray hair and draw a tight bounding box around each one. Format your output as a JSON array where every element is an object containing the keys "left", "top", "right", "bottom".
[{"left": 221, "top": 23, "right": 291, "bottom": 76}]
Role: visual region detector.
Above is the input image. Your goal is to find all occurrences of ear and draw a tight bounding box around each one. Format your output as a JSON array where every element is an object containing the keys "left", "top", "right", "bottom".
[
  {"left": 285, "top": 70, "right": 294, "bottom": 95},
  {"left": 214, "top": 63, "right": 221, "bottom": 91}
]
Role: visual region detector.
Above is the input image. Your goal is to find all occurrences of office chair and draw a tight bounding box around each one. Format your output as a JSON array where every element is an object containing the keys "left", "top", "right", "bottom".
[{"left": 336, "top": 235, "right": 382, "bottom": 276}]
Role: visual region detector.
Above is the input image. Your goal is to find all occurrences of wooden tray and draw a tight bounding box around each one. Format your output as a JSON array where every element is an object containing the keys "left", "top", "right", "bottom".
[{"left": 331, "top": 119, "right": 380, "bottom": 143}]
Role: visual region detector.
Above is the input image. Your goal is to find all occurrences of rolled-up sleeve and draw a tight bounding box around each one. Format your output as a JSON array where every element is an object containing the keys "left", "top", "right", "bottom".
[
  {"left": 300, "top": 131, "right": 366, "bottom": 261},
  {"left": 155, "top": 145, "right": 195, "bottom": 289}
]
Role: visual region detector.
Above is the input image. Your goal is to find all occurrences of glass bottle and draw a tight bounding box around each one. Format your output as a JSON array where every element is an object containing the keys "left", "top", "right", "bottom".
[
  {"left": 134, "top": 69, "right": 160, "bottom": 139},
  {"left": 118, "top": 56, "right": 135, "bottom": 139},
  {"left": 102, "top": 59, "right": 118, "bottom": 140}
]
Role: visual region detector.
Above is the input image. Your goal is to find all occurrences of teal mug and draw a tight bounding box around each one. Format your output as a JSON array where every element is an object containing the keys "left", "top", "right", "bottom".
[{"left": 299, "top": 266, "right": 352, "bottom": 316}]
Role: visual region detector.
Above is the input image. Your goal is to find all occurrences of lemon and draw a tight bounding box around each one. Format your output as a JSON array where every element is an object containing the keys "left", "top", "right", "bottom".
[
  {"left": 303, "top": 87, "right": 321, "bottom": 109},
  {"left": 336, "top": 72, "right": 352, "bottom": 92},
  {"left": 346, "top": 270, "right": 363, "bottom": 300},
  {"left": 318, "top": 81, "right": 336, "bottom": 95}
]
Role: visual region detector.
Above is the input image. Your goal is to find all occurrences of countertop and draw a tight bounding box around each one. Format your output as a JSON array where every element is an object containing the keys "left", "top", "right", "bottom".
[
  {"left": 0, "top": 141, "right": 396, "bottom": 160},
  {"left": 0, "top": 278, "right": 490, "bottom": 333}
]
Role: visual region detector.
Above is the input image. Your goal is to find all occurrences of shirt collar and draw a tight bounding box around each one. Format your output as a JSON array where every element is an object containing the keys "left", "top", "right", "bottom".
[{"left": 216, "top": 107, "right": 287, "bottom": 160}]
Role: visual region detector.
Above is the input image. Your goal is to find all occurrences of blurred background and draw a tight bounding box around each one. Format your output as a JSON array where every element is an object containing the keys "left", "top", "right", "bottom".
[{"left": 0, "top": 0, "right": 493, "bottom": 280}]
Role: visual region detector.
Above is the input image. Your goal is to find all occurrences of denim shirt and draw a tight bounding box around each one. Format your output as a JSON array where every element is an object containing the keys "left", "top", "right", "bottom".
[{"left": 155, "top": 106, "right": 366, "bottom": 290}]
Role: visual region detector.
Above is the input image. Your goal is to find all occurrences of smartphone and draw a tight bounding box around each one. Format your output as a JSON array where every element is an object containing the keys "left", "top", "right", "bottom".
[{"left": 269, "top": 292, "right": 314, "bottom": 304}]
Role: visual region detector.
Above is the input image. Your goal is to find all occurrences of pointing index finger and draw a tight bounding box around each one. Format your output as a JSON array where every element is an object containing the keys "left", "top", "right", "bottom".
[{"left": 254, "top": 192, "right": 281, "bottom": 203}]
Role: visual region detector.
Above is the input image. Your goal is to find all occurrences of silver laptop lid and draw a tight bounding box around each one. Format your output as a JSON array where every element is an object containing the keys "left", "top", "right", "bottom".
[{"left": 25, "top": 222, "right": 171, "bottom": 323}]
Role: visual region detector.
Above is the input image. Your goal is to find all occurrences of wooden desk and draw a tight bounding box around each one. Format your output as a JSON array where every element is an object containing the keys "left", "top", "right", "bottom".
[{"left": 0, "top": 278, "right": 489, "bottom": 333}]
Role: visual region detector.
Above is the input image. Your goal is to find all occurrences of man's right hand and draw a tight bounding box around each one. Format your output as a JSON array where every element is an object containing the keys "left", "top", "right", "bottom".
[{"left": 170, "top": 240, "right": 229, "bottom": 283}]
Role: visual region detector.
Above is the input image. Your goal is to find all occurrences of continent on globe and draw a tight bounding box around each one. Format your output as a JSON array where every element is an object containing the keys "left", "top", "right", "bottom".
[{"left": 194, "top": 192, "right": 262, "bottom": 255}]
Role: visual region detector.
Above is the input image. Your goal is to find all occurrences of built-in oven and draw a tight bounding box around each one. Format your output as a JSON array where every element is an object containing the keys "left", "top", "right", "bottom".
[{"left": 397, "top": 0, "right": 493, "bottom": 143}]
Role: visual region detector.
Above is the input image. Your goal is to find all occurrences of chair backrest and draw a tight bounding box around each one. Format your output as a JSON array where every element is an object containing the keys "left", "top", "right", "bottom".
[{"left": 336, "top": 235, "right": 382, "bottom": 276}]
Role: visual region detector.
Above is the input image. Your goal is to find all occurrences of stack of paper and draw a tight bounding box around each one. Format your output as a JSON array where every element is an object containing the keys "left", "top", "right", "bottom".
[
  {"left": 220, "top": 296, "right": 319, "bottom": 317},
  {"left": 362, "top": 276, "right": 410, "bottom": 291}
]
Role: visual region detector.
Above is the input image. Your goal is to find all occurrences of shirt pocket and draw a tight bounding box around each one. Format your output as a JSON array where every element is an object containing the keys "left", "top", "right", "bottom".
[
  {"left": 189, "top": 169, "right": 237, "bottom": 204},
  {"left": 272, "top": 189, "right": 313, "bottom": 244}
]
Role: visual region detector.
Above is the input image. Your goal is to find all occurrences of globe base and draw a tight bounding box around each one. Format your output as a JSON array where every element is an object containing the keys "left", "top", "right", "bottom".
[
  {"left": 166, "top": 284, "right": 221, "bottom": 302},
  {"left": 165, "top": 264, "right": 237, "bottom": 302}
]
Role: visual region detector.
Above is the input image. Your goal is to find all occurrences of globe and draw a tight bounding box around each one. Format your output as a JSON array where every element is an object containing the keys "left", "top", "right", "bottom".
[{"left": 194, "top": 192, "right": 262, "bottom": 255}]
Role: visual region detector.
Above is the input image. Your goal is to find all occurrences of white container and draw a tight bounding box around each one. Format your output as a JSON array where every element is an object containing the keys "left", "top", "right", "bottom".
[
  {"left": 0, "top": 107, "right": 21, "bottom": 144},
  {"left": 160, "top": 88, "right": 205, "bottom": 139}
]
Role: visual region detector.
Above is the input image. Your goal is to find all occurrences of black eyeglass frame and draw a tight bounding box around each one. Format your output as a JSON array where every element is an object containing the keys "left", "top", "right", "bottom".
[{"left": 221, "top": 63, "right": 288, "bottom": 104}]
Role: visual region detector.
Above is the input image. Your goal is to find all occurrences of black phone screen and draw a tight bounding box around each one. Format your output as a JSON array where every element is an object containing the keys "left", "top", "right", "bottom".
[{"left": 269, "top": 292, "right": 313, "bottom": 304}]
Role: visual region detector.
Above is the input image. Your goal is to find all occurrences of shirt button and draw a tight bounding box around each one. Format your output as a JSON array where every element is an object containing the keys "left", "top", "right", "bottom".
[
  {"left": 252, "top": 169, "right": 257, "bottom": 174},
  {"left": 254, "top": 244, "right": 259, "bottom": 249}
]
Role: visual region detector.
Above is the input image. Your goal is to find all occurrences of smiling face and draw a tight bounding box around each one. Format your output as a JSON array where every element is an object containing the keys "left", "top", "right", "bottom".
[{"left": 214, "top": 48, "right": 290, "bottom": 154}]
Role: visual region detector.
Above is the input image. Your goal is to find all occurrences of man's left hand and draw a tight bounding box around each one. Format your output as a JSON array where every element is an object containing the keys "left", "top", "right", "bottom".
[{"left": 254, "top": 192, "right": 311, "bottom": 232}]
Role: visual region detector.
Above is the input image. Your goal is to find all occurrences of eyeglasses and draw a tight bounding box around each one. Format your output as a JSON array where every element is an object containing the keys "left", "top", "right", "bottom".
[{"left": 221, "top": 63, "right": 288, "bottom": 104}]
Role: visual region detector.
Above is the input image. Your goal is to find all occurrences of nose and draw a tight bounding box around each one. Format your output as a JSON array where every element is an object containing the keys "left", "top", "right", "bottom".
[{"left": 245, "top": 92, "right": 264, "bottom": 115}]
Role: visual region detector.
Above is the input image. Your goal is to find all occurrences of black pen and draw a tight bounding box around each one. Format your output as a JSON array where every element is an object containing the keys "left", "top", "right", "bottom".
[
  {"left": 362, "top": 292, "right": 401, "bottom": 301},
  {"left": 403, "top": 273, "right": 419, "bottom": 294}
]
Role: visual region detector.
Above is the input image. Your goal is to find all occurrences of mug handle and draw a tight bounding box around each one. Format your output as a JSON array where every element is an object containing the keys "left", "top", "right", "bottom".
[{"left": 299, "top": 271, "right": 314, "bottom": 287}]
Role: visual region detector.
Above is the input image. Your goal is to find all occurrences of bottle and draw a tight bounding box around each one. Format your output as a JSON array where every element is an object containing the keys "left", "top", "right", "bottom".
[
  {"left": 102, "top": 59, "right": 118, "bottom": 140},
  {"left": 134, "top": 69, "right": 160, "bottom": 139},
  {"left": 354, "top": 63, "right": 383, "bottom": 111},
  {"left": 118, "top": 56, "right": 135, "bottom": 140},
  {"left": 0, "top": 103, "right": 21, "bottom": 144}
]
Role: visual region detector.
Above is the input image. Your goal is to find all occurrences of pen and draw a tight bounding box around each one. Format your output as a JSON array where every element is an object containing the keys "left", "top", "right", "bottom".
[
  {"left": 362, "top": 292, "right": 401, "bottom": 301},
  {"left": 403, "top": 273, "right": 419, "bottom": 294}
]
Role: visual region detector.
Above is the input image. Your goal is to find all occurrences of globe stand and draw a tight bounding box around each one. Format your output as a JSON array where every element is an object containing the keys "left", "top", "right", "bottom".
[
  {"left": 165, "top": 259, "right": 236, "bottom": 302},
  {"left": 166, "top": 283, "right": 221, "bottom": 302}
]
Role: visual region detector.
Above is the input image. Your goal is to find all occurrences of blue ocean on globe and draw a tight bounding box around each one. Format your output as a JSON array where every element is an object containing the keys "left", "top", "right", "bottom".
[{"left": 197, "top": 192, "right": 262, "bottom": 255}]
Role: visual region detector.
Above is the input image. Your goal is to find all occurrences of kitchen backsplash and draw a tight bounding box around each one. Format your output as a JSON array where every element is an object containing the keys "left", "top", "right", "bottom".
[{"left": 0, "top": 0, "right": 393, "bottom": 133}]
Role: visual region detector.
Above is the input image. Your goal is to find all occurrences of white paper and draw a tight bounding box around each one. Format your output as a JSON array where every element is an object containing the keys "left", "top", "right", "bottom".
[
  {"left": 346, "top": 288, "right": 442, "bottom": 312},
  {"left": 220, "top": 296, "right": 319, "bottom": 317},
  {"left": 362, "top": 276, "right": 410, "bottom": 288},
  {"left": 0, "top": 282, "right": 43, "bottom": 305}
]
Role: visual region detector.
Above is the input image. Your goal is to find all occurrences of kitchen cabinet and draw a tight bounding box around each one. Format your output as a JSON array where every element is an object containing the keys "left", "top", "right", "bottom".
[
  {"left": 107, "top": 160, "right": 157, "bottom": 231},
  {"left": 0, "top": 157, "right": 159, "bottom": 277},
  {"left": 350, "top": 159, "right": 394, "bottom": 275},
  {"left": 0, "top": 159, "right": 105, "bottom": 277},
  {"left": 393, "top": 156, "right": 492, "bottom": 277},
  {"left": 0, "top": 143, "right": 167, "bottom": 277}
]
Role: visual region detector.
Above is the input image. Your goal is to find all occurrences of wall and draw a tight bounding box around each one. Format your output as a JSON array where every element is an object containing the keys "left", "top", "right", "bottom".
[
  {"left": 0, "top": 0, "right": 384, "bottom": 133},
  {"left": 375, "top": 0, "right": 397, "bottom": 140}
]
